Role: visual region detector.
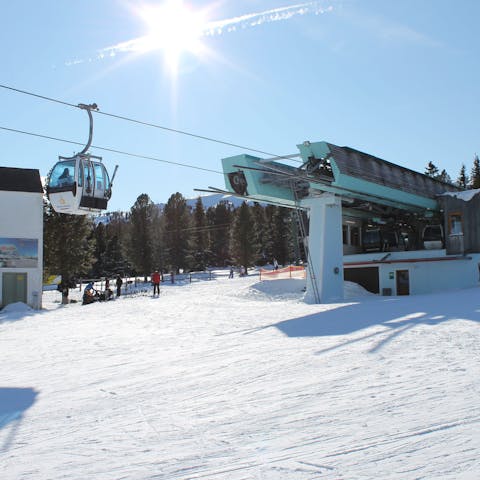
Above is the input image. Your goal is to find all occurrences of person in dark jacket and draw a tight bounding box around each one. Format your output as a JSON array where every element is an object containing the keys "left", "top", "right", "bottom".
[{"left": 115, "top": 275, "right": 123, "bottom": 297}]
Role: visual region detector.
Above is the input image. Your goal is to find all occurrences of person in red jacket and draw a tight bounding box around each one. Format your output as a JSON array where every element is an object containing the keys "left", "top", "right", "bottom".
[{"left": 152, "top": 270, "right": 161, "bottom": 296}]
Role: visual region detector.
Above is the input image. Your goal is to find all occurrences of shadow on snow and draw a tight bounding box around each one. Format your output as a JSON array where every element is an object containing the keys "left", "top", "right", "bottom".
[
  {"left": 272, "top": 288, "right": 480, "bottom": 354},
  {"left": 0, "top": 387, "right": 38, "bottom": 452}
]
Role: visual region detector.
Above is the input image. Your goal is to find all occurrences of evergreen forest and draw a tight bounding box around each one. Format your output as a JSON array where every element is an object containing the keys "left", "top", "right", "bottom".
[{"left": 43, "top": 193, "right": 303, "bottom": 287}]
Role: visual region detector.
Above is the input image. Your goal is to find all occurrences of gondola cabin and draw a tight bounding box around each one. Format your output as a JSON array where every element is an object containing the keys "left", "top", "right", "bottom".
[
  {"left": 362, "top": 227, "right": 382, "bottom": 252},
  {"left": 422, "top": 224, "right": 444, "bottom": 250},
  {"left": 47, "top": 154, "right": 112, "bottom": 215}
]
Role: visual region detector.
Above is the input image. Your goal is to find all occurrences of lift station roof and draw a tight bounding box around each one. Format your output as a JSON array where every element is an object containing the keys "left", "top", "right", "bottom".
[{"left": 221, "top": 140, "right": 460, "bottom": 217}]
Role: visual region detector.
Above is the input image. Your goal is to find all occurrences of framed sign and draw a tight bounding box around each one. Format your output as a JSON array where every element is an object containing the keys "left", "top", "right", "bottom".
[{"left": 0, "top": 238, "right": 38, "bottom": 268}]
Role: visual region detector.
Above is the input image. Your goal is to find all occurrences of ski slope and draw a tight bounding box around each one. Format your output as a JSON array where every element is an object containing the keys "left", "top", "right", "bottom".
[{"left": 1, "top": 274, "right": 479, "bottom": 479}]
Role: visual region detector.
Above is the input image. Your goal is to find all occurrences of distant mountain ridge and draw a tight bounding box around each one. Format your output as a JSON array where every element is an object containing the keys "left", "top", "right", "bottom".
[
  {"left": 94, "top": 193, "right": 249, "bottom": 224},
  {"left": 156, "top": 192, "right": 252, "bottom": 210},
  {"left": 184, "top": 193, "right": 249, "bottom": 209}
]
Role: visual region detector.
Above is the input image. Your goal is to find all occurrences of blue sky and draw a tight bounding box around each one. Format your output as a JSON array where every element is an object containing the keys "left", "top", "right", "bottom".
[{"left": 1, "top": 0, "right": 479, "bottom": 212}]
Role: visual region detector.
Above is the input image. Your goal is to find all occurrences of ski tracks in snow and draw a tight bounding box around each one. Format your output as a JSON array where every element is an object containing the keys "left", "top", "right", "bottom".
[{"left": 1, "top": 277, "right": 479, "bottom": 479}]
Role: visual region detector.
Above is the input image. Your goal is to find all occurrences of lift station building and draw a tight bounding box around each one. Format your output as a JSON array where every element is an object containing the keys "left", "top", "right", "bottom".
[
  {"left": 0, "top": 167, "right": 44, "bottom": 310},
  {"left": 220, "top": 140, "right": 480, "bottom": 303}
]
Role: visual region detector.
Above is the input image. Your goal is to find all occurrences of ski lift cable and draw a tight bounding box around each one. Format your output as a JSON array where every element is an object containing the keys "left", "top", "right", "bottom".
[
  {"left": 0, "top": 125, "right": 224, "bottom": 175},
  {"left": 0, "top": 83, "right": 302, "bottom": 164}
]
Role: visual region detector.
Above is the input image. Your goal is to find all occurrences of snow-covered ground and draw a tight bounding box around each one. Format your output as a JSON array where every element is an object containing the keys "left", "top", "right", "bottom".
[{"left": 1, "top": 274, "right": 479, "bottom": 479}]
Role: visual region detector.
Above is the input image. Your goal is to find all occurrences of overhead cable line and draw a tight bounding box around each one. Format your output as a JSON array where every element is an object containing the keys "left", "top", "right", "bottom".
[
  {"left": 0, "top": 83, "right": 302, "bottom": 163},
  {"left": 0, "top": 84, "right": 76, "bottom": 109},
  {"left": 164, "top": 223, "right": 232, "bottom": 234},
  {"left": 0, "top": 125, "right": 224, "bottom": 175}
]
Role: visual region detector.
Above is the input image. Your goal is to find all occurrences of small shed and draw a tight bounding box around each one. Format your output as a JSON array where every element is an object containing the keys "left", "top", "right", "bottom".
[
  {"left": 438, "top": 189, "right": 480, "bottom": 255},
  {"left": 0, "top": 167, "right": 44, "bottom": 310}
]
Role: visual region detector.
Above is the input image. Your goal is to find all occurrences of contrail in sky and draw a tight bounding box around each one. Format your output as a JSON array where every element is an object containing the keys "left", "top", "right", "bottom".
[
  {"left": 204, "top": 1, "right": 332, "bottom": 36},
  {"left": 66, "top": 1, "right": 332, "bottom": 65}
]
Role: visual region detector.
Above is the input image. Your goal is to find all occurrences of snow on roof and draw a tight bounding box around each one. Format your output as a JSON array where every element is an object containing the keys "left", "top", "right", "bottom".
[{"left": 439, "top": 188, "right": 480, "bottom": 202}]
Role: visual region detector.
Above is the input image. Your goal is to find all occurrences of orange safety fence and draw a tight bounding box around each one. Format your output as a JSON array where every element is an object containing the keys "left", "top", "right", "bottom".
[{"left": 259, "top": 265, "right": 306, "bottom": 280}]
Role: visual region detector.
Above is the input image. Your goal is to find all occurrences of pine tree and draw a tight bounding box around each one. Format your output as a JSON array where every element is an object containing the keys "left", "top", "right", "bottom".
[
  {"left": 150, "top": 205, "right": 166, "bottom": 274},
  {"left": 270, "top": 206, "right": 291, "bottom": 265},
  {"left": 104, "top": 212, "right": 130, "bottom": 275},
  {"left": 470, "top": 155, "right": 480, "bottom": 189},
  {"left": 191, "top": 197, "right": 210, "bottom": 270},
  {"left": 128, "top": 194, "right": 156, "bottom": 280},
  {"left": 250, "top": 202, "right": 268, "bottom": 265},
  {"left": 104, "top": 232, "right": 128, "bottom": 276},
  {"left": 163, "top": 192, "right": 192, "bottom": 273},
  {"left": 91, "top": 222, "right": 107, "bottom": 278},
  {"left": 437, "top": 169, "right": 452, "bottom": 184},
  {"left": 456, "top": 164, "right": 468, "bottom": 189},
  {"left": 263, "top": 204, "right": 277, "bottom": 262},
  {"left": 230, "top": 202, "right": 255, "bottom": 269},
  {"left": 289, "top": 209, "right": 304, "bottom": 264},
  {"left": 43, "top": 202, "right": 95, "bottom": 304},
  {"left": 209, "top": 201, "right": 233, "bottom": 266},
  {"left": 424, "top": 161, "right": 439, "bottom": 178}
]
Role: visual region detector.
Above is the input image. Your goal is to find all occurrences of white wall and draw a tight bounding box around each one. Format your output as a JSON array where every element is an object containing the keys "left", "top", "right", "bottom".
[
  {"left": 345, "top": 250, "right": 480, "bottom": 296},
  {"left": 378, "top": 255, "right": 480, "bottom": 295},
  {"left": 303, "top": 195, "right": 344, "bottom": 303},
  {"left": 0, "top": 191, "right": 43, "bottom": 309}
]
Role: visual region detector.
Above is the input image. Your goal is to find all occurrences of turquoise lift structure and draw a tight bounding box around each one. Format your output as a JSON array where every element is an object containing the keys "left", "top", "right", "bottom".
[{"left": 217, "top": 140, "right": 460, "bottom": 303}]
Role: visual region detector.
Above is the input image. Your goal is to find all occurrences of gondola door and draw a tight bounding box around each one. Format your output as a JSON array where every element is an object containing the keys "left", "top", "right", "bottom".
[
  {"left": 78, "top": 157, "right": 109, "bottom": 212},
  {"left": 47, "top": 157, "right": 80, "bottom": 214},
  {"left": 79, "top": 158, "right": 96, "bottom": 210}
]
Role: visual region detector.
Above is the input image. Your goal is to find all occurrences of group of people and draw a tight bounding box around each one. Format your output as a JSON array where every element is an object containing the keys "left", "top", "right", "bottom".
[
  {"left": 82, "top": 274, "right": 124, "bottom": 305},
  {"left": 228, "top": 266, "right": 246, "bottom": 278}
]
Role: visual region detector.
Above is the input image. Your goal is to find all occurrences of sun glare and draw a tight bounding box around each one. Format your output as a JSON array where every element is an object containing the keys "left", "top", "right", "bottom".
[{"left": 137, "top": 0, "right": 207, "bottom": 72}]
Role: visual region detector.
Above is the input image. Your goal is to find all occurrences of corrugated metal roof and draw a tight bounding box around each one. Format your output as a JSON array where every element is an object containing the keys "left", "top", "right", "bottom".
[{"left": 327, "top": 143, "right": 460, "bottom": 199}]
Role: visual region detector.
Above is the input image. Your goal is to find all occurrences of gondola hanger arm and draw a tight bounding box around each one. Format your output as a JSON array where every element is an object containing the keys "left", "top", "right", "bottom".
[{"left": 76, "top": 102, "right": 99, "bottom": 156}]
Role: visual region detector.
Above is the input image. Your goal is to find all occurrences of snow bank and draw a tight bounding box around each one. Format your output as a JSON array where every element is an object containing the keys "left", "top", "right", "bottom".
[
  {"left": 344, "top": 280, "right": 375, "bottom": 299},
  {"left": 1, "top": 302, "right": 33, "bottom": 313},
  {"left": 247, "top": 278, "right": 374, "bottom": 302}
]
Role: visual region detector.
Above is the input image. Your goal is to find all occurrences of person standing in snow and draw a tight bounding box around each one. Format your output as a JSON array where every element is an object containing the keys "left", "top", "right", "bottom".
[
  {"left": 229, "top": 266, "right": 234, "bottom": 279},
  {"left": 115, "top": 274, "right": 123, "bottom": 297},
  {"left": 273, "top": 258, "right": 279, "bottom": 270},
  {"left": 152, "top": 270, "right": 161, "bottom": 296}
]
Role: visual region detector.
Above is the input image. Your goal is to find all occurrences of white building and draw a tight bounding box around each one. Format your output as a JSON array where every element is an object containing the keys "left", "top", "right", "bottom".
[{"left": 0, "top": 167, "right": 44, "bottom": 310}]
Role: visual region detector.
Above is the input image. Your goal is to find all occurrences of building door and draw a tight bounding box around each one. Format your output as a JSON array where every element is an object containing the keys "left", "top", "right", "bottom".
[
  {"left": 396, "top": 269, "right": 410, "bottom": 295},
  {"left": 2, "top": 272, "right": 27, "bottom": 307}
]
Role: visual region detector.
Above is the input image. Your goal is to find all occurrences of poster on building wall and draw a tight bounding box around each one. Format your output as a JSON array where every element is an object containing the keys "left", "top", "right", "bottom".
[{"left": 0, "top": 238, "right": 38, "bottom": 268}]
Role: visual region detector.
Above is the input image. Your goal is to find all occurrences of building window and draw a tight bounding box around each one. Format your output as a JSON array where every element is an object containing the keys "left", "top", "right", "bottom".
[
  {"left": 351, "top": 226, "right": 360, "bottom": 246},
  {"left": 449, "top": 213, "right": 463, "bottom": 235},
  {"left": 343, "top": 221, "right": 360, "bottom": 246}
]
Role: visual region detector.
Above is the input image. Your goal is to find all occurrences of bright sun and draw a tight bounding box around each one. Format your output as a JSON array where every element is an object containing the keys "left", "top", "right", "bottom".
[{"left": 137, "top": 0, "right": 207, "bottom": 72}]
